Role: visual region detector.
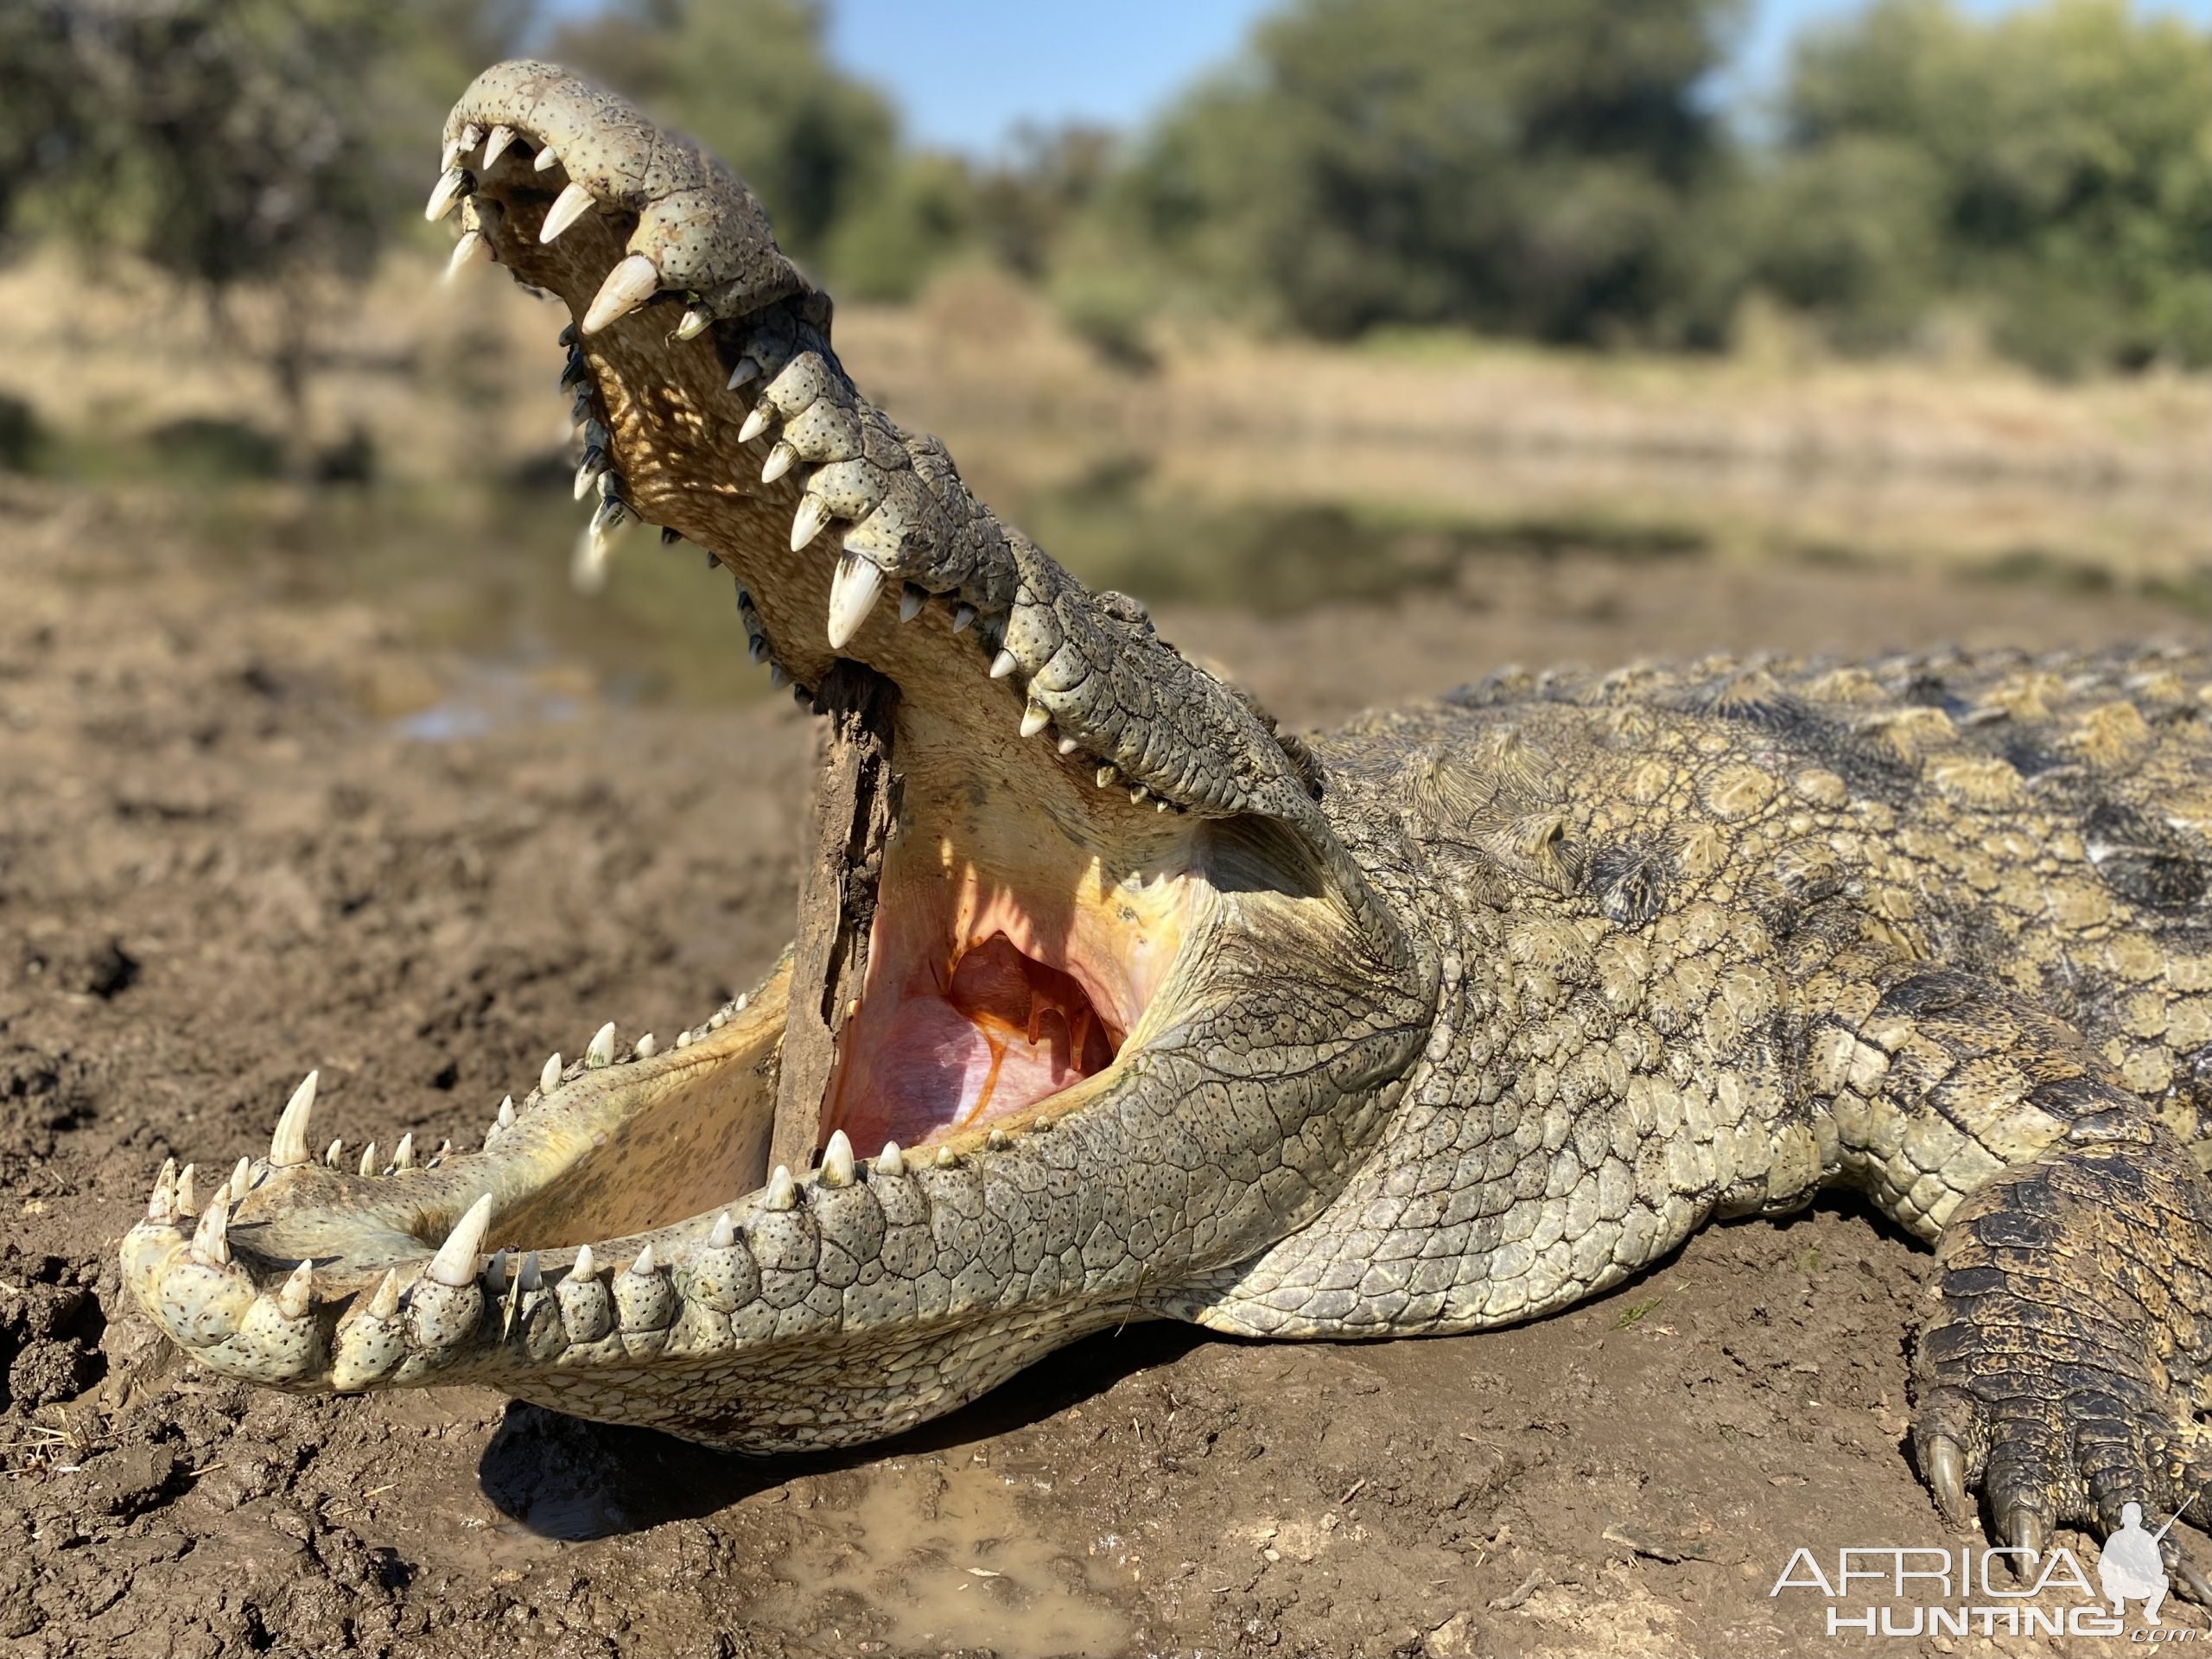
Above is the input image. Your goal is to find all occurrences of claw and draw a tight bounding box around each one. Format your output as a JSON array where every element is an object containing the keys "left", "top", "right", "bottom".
[
  {"left": 825, "top": 553, "right": 883, "bottom": 650},
  {"left": 270, "top": 1070, "right": 319, "bottom": 1167},
  {"left": 2178, "top": 1554, "right": 2212, "bottom": 1605},
  {"left": 1923, "top": 1433, "right": 1967, "bottom": 1522},
  {"left": 2002, "top": 1502, "right": 2049, "bottom": 1563},
  {"left": 428, "top": 1193, "right": 495, "bottom": 1287},
  {"left": 582, "top": 253, "right": 661, "bottom": 334},
  {"left": 539, "top": 180, "right": 596, "bottom": 244}
]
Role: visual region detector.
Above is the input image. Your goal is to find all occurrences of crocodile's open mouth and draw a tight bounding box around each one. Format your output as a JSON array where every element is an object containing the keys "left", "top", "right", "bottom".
[{"left": 118, "top": 63, "right": 1418, "bottom": 1448}]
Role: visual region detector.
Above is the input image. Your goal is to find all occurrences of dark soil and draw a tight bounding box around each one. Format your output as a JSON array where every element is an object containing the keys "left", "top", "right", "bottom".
[{"left": 3, "top": 475, "right": 2201, "bottom": 1657}]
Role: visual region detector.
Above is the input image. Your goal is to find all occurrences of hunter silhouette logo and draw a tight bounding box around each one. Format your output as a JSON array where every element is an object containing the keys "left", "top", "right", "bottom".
[{"left": 2099, "top": 1497, "right": 2192, "bottom": 1625}]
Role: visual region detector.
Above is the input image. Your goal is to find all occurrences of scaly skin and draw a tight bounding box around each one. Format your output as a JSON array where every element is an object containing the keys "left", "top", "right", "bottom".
[{"left": 122, "top": 63, "right": 2212, "bottom": 1580}]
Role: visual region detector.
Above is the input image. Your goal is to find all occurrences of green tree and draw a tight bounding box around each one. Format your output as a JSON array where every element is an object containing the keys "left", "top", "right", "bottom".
[
  {"left": 1108, "top": 0, "right": 1746, "bottom": 346},
  {"left": 1760, "top": 0, "right": 2212, "bottom": 371}
]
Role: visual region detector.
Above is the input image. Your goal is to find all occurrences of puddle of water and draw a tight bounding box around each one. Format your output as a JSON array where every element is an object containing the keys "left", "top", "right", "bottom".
[{"left": 757, "top": 1455, "right": 1136, "bottom": 1659}]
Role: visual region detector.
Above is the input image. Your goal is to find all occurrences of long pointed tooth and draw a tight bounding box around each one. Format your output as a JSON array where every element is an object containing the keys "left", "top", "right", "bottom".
[
  {"left": 989, "top": 649, "right": 1018, "bottom": 679},
  {"left": 443, "top": 230, "right": 487, "bottom": 283},
  {"left": 571, "top": 1243, "right": 597, "bottom": 1281},
  {"left": 540, "top": 1053, "right": 563, "bottom": 1094},
  {"left": 760, "top": 441, "right": 796, "bottom": 484},
  {"left": 486, "top": 1248, "right": 511, "bottom": 1296},
  {"left": 276, "top": 1260, "right": 314, "bottom": 1320},
  {"left": 727, "top": 356, "right": 760, "bottom": 391},
  {"left": 899, "top": 583, "right": 926, "bottom": 623},
  {"left": 498, "top": 1096, "right": 516, "bottom": 1129},
  {"left": 764, "top": 1165, "right": 797, "bottom": 1211},
  {"left": 737, "top": 405, "right": 772, "bottom": 444},
  {"left": 953, "top": 602, "right": 976, "bottom": 633},
  {"left": 518, "top": 1251, "right": 543, "bottom": 1294},
  {"left": 480, "top": 124, "right": 516, "bottom": 168},
  {"left": 821, "top": 1129, "right": 855, "bottom": 1187},
  {"left": 1020, "top": 702, "right": 1052, "bottom": 738},
  {"left": 825, "top": 556, "right": 883, "bottom": 649},
  {"left": 176, "top": 1163, "right": 198, "bottom": 1216},
  {"left": 791, "top": 493, "right": 830, "bottom": 553},
  {"left": 709, "top": 1211, "right": 735, "bottom": 1249},
  {"left": 147, "top": 1157, "right": 178, "bottom": 1224},
  {"left": 586, "top": 1021, "right": 618, "bottom": 1067},
  {"left": 874, "top": 1141, "right": 905, "bottom": 1177},
  {"left": 393, "top": 1132, "right": 416, "bottom": 1171},
  {"left": 674, "top": 307, "right": 711, "bottom": 341},
  {"left": 191, "top": 1191, "right": 231, "bottom": 1266},
  {"left": 533, "top": 144, "right": 561, "bottom": 173},
  {"left": 368, "top": 1267, "right": 400, "bottom": 1319},
  {"left": 441, "top": 124, "right": 482, "bottom": 172},
  {"left": 231, "top": 1156, "right": 253, "bottom": 1200},
  {"left": 582, "top": 252, "right": 660, "bottom": 334},
  {"left": 324, "top": 1138, "right": 343, "bottom": 1167},
  {"left": 629, "top": 1243, "right": 656, "bottom": 1276},
  {"left": 359, "top": 1141, "right": 378, "bottom": 1178},
  {"left": 428, "top": 1194, "right": 494, "bottom": 1287},
  {"left": 425, "top": 166, "right": 467, "bottom": 222},
  {"left": 539, "top": 180, "right": 596, "bottom": 244},
  {"left": 632, "top": 1032, "right": 658, "bottom": 1060},
  {"left": 270, "top": 1070, "right": 319, "bottom": 1166}
]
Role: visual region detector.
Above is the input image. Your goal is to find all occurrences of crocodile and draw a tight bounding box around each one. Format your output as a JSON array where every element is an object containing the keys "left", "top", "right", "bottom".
[{"left": 122, "top": 60, "right": 2212, "bottom": 1582}]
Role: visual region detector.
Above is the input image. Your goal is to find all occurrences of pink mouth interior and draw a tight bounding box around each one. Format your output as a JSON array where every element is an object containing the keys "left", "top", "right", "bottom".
[{"left": 830, "top": 931, "right": 1122, "bottom": 1154}]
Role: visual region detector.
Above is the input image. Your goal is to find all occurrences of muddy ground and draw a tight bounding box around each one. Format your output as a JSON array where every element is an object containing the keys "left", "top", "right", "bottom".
[{"left": 3, "top": 473, "right": 2207, "bottom": 1659}]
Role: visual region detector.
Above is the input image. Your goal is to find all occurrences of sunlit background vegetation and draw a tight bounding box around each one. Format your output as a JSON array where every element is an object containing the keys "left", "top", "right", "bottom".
[{"left": 1, "top": 0, "right": 2207, "bottom": 707}]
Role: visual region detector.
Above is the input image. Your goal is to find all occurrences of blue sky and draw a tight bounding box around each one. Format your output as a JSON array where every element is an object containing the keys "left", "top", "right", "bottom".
[{"left": 818, "top": 0, "right": 2212, "bottom": 156}]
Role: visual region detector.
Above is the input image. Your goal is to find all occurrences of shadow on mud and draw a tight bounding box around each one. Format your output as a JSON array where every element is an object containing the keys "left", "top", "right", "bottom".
[{"left": 477, "top": 1318, "right": 1207, "bottom": 1540}]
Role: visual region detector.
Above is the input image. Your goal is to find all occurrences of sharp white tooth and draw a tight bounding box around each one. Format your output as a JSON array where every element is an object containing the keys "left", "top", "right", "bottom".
[
  {"left": 539, "top": 180, "right": 596, "bottom": 244},
  {"left": 324, "top": 1138, "right": 343, "bottom": 1167},
  {"left": 825, "top": 555, "right": 883, "bottom": 649},
  {"left": 736, "top": 994, "right": 748, "bottom": 1012},
  {"left": 821, "top": 1129, "right": 855, "bottom": 1187},
  {"left": 366, "top": 1268, "right": 400, "bottom": 1319},
  {"left": 899, "top": 584, "right": 926, "bottom": 623},
  {"left": 231, "top": 1157, "right": 253, "bottom": 1199},
  {"left": 676, "top": 1030, "right": 693, "bottom": 1048},
  {"left": 540, "top": 1053, "right": 563, "bottom": 1094},
  {"left": 571, "top": 1243, "right": 597, "bottom": 1281},
  {"left": 359, "top": 1141, "right": 378, "bottom": 1178},
  {"left": 582, "top": 252, "right": 660, "bottom": 334},
  {"left": 1156, "top": 796, "right": 1173, "bottom": 813},
  {"left": 675, "top": 307, "right": 711, "bottom": 341},
  {"left": 759, "top": 441, "right": 795, "bottom": 484},
  {"left": 936, "top": 1147, "right": 959, "bottom": 1167},
  {"left": 425, "top": 166, "right": 467, "bottom": 222},
  {"left": 393, "top": 1132, "right": 416, "bottom": 1171},
  {"left": 708, "top": 1007, "right": 729, "bottom": 1030},
  {"left": 191, "top": 1192, "right": 231, "bottom": 1267},
  {"left": 1096, "top": 764, "right": 1118, "bottom": 787},
  {"left": 629, "top": 1243, "right": 656, "bottom": 1276},
  {"left": 533, "top": 143, "right": 561, "bottom": 172},
  {"left": 486, "top": 1249, "right": 511, "bottom": 1294},
  {"left": 874, "top": 1141, "right": 904, "bottom": 1177},
  {"left": 764, "top": 1165, "right": 797, "bottom": 1211},
  {"left": 440, "top": 124, "right": 480, "bottom": 171},
  {"left": 988, "top": 649, "right": 1018, "bottom": 679},
  {"left": 277, "top": 1260, "right": 314, "bottom": 1320},
  {"left": 632, "top": 1032, "right": 658, "bottom": 1060},
  {"left": 518, "top": 1251, "right": 543, "bottom": 1294},
  {"left": 791, "top": 493, "right": 829, "bottom": 553},
  {"left": 1129, "top": 785, "right": 1150, "bottom": 804},
  {"left": 148, "top": 1158, "right": 178, "bottom": 1224},
  {"left": 953, "top": 602, "right": 976, "bottom": 633},
  {"left": 708, "top": 1211, "right": 735, "bottom": 1249},
  {"left": 737, "top": 405, "right": 772, "bottom": 444},
  {"left": 727, "top": 356, "right": 760, "bottom": 391},
  {"left": 443, "top": 230, "right": 487, "bottom": 283},
  {"left": 1020, "top": 702, "right": 1052, "bottom": 738},
  {"left": 428, "top": 1193, "right": 494, "bottom": 1287},
  {"left": 586, "top": 1021, "right": 618, "bottom": 1068},
  {"left": 176, "top": 1164, "right": 198, "bottom": 1215},
  {"left": 498, "top": 1096, "right": 516, "bottom": 1128},
  {"left": 1057, "top": 736, "right": 1079, "bottom": 755},
  {"left": 270, "top": 1071, "right": 319, "bottom": 1166},
  {"left": 480, "top": 124, "right": 516, "bottom": 168}
]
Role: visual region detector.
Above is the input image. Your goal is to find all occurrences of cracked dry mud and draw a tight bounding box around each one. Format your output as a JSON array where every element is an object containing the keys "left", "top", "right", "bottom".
[{"left": 5, "top": 471, "right": 2202, "bottom": 1656}]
